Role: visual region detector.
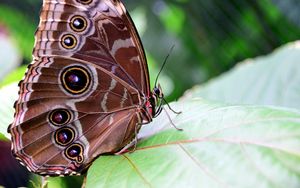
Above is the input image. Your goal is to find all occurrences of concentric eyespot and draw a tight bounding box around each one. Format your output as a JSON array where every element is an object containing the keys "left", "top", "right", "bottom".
[
  {"left": 55, "top": 128, "right": 75, "bottom": 146},
  {"left": 65, "top": 143, "right": 84, "bottom": 163},
  {"left": 61, "top": 66, "right": 91, "bottom": 95},
  {"left": 49, "top": 109, "right": 72, "bottom": 126},
  {"left": 61, "top": 34, "right": 77, "bottom": 49},
  {"left": 77, "top": 0, "right": 92, "bottom": 5},
  {"left": 70, "top": 16, "right": 87, "bottom": 32}
]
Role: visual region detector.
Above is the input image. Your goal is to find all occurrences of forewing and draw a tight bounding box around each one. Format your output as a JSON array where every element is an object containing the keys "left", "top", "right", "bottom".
[{"left": 35, "top": 0, "right": 150, "bottom": 95}]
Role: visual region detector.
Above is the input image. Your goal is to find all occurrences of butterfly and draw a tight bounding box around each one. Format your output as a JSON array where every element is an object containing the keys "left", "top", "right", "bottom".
[{"left": 7, "top": 0, "right": 170, "bottom": 176}]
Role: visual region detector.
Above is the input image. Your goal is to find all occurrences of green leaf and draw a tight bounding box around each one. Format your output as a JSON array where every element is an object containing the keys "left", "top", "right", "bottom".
[
  {"left": 0, "top": 67, "right": 27, "bottom": 138},
  {"left": 86, "top": 99, "right": 300, "bottom": 188},
  {"left": 182, "top": 42, "right": 300, "bottom": 110},
  {"left": 46, "top": 176, "right": 83, "bottom": 188},
  {"left": 0, "top": 66, "right": 27, "bottom": 140},
  {"left": 0, "top": 66, "right": 27, "bottom": 88},
  {"left": 0, "top": 31, "right": 22, "bottom": 82},
  {"left": 0, "top": 133, "right": 8, "bottom": 141},
  {"left": 0, "top": 83, "right": 18, "bottom": 140}
]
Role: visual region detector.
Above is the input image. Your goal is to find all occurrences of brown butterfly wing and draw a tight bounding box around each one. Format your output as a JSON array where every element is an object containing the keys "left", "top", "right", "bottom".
[
  {"left": 36, "top": 0, "right": 150, "bottom": 95},
  {"left": 8, "top": 0, "right": 152, "bottom": 176}
]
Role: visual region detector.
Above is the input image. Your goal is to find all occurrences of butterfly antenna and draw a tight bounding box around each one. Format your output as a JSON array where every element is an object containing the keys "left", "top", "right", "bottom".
[{"left": 154, "top": 45, "right": 175, "bottom": 87}]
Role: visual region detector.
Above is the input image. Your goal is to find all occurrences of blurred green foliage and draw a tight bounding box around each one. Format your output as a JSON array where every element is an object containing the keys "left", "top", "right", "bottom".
[
  {"left": 127, "top": 0, "right": 300, "bottom": 100},
  {"left": 0, "top": 5, "right": 36, "bottom": 60}
]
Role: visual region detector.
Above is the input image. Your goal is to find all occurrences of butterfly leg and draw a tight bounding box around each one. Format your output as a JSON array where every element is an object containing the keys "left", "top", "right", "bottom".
[
  {"left": 163, "top": 107, "right": 183, "bottom": 131},
  {"left": 154, "top": 96, "right": 182, "bottom": 131},
  {"left": 154, "top": 100, "right": 163, "bottom": 118},
  {"left": 162, "top": 97, "right": 182, "bottom": 115},
  {"left": 115, "top": 110, "right": 154, "bottom": 156},
  {"left": 114, "top": 137, "right": 137, "bottom": 155}
]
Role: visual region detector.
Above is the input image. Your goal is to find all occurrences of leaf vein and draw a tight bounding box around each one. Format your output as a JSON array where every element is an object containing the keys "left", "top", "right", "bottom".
[{"left": 122, "top": 154, "right": 152, "bottom": 188}]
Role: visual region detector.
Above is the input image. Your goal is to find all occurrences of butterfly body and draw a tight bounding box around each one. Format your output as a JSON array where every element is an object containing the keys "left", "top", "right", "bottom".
[{"left": 8, "top": 0, "right": 161, "bottom": 176}]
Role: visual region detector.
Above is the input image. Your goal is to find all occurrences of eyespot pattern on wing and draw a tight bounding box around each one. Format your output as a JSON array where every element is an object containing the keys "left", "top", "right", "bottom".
[{"left": 8, "top": 0, "right": 157, "bottom": 177}]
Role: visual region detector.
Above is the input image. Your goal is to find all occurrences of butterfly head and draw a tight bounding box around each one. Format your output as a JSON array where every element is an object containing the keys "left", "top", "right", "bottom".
[
  {"left": 145, "top": 84, "right": 164, "bottom": 118},
  {"left": 153, "top": 84, "right": 163, "bottom": 99}
]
